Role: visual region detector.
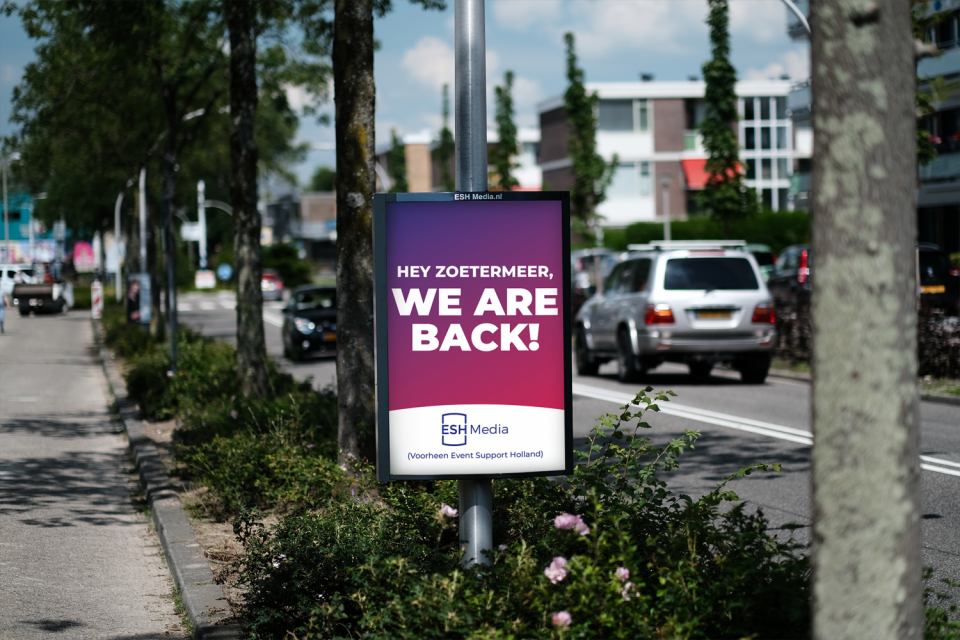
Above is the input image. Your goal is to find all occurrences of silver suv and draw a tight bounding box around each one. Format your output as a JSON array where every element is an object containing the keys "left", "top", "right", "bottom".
[{"left": 575, "top": 241, "right": 777, "bottom": 384}]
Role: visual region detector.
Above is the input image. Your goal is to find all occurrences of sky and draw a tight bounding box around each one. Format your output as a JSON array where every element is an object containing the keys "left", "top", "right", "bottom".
[{"left": 1, "top": 0, "right": 809, "bottom": 189}]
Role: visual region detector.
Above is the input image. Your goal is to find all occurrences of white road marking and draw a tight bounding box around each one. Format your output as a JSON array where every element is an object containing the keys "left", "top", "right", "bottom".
[
  {"left": 199, "top": 301, "right": 216, "bottom": 310},
  {"left": 263, "top": 311, "right": 283, "bottom": 327},
  {"left": 572, "top": 382, "right": 960, "bottom": 477},
  {"left": 220, "top": 300, "right": 236, "bottom": 310},
  {"left": 178, "top": 303, "right": 193, "bottom": 311}
]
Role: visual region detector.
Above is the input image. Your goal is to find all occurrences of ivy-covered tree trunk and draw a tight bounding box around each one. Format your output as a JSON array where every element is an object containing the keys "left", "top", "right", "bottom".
[
  {"left": 227, "top": 0, "right": 267, "bottom": 397},
  {"left": 493, "top": 70, "right": 519, "bottom": 191},
  {"left": 563, "top": 32, "right": 615, "bottom": 247},
  {"left": 698, "top": 0, "right": 756, "bottom": 230},
  {"left": 334, "top": 0, "right": 376, "bottom": 463},
  {"left": 810, "top": 1, "right": 921, "bottom": 638}
]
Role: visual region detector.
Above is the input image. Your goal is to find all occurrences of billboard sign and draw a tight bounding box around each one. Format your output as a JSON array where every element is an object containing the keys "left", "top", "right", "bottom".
[{"left": 373, "top": 192, "right": 572, "bottom": 481}]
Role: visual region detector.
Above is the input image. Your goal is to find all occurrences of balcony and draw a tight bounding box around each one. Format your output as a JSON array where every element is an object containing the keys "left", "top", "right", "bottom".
[{"left": 920, "top": 152, "right": 960, "bottom": 182}]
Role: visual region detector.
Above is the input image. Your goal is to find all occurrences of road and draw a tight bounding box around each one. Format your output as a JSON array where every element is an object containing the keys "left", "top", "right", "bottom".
[{"left": 176, "top": 292, "right": 960, "bottom": 583}]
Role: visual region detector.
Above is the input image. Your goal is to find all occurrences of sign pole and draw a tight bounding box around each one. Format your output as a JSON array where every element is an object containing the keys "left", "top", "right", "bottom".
[
  {"left": 455, "top": 0, "right": 493, "bottom": 568},
  {"left": 198, "top": 180, "right": 207, "bottom": 270}
]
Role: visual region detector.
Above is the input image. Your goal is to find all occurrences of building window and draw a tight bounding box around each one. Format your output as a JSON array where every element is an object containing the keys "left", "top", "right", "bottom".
[
  {"left": 598, "top": 100, "right": 634, "bottom": 131},
  {"left": 743, "top": 98, "right": 755, "bottom": 121},
  {"left": 777, "top": 158, "right": 789, "bottom": 180},
  {"left": 762, "top": 159, "right": 772, "bottom": 180},
  {"left": 777, "top": 127, "right": 788, "bottom": 149},
  {"left": 637, "top": 99, "right": 649, "bottom": 131},
  {"left": 746, "top": 159, "right": 757, "bottom": 180},
  {"left": 639, "top": 163, "right": 651, "bottom": 195},
  {"left": 776, "top": 97, "right": 788, "bottom": 120},
  {"left": 760, "top": 97, "right": 771, "bottom": 120},
  {"left": 762, "top": 188, "right": 773, "bottom": 209},
  {"left": 778, "top": 188, "right": 790, "bottom": 211},
  {"left": 745, "top": 128, "right": 756, "bottom": 150},
  {"left": 761, "top": 127, "right": 772, "bottom": 150},
  {"left": 608, "top": 163, "right": 638, "bottom": 198}
]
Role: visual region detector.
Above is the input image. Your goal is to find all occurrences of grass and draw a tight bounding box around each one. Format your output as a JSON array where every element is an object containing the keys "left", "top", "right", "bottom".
[
  {"left": 921, "top": 376, "right": 960, "bottom": 397},
  {"left": 171, "top": 583, "right": 197, "bottom": 639},
  {"left": 771, "top": 357, "right": 811, "bottom": 374}
]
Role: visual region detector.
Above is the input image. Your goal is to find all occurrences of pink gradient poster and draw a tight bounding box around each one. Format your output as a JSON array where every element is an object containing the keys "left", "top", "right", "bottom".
[{"left": 375, "top": 194, "right": 572, "bottom": 480}]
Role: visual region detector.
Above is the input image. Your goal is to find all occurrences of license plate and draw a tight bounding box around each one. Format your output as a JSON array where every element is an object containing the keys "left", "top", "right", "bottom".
[
  {"left": 921, "top": 285, "right": 946, "bottom": 294},
  {"left": 324, "top": 332, "right": 337, "bottom": 341},
  {"left": 697, "top": 310, "right": 732, "bottom": 319}
]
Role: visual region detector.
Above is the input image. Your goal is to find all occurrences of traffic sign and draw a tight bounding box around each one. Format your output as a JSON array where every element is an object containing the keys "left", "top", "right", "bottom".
[{"left": 216, "top": 263, "right": 233, "bottom": 281}]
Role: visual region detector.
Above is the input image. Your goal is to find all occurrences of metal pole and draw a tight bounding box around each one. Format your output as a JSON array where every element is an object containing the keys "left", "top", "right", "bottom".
[
  {"left": 115, "top": 192, "right": 124, "bottom": 302},
  {"left": 164, "top": 193, "right": 178, "bottom": 373},
  {"left": 455, "top": 0, "right": 493, "bottom": 568},
  {"left": 28, "top": 199, "right": 34, "bottom": 263},
  {"left": 198, "top": 180, "right": 207, "bottom": 269},
  {"left": 2, "top": 159, "right": 8, "bottom": 263},
  {"left": 661, "top": 174, "right": 672, "bottom": 242},
  {"left": 139, "top": 168, "right": 147, "bottom": 273}
]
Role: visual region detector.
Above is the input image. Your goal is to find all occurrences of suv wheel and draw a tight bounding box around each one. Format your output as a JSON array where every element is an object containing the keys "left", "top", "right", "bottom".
[
  {"left": 740, "top": 357, "right": 770, "bottom": 384},
  {"left": 575, "top": 328, "right": 599, "bottom": 376},
  {"left": 617, "top": 328, "right": 641, "bottom": 383},
  {"left": 688, "top": 361, "right": 713, "bottom": 379}
]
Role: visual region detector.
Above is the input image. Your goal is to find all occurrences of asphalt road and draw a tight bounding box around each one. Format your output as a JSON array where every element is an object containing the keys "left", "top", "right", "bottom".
[{"left": 176, "top": 292, "right": 960, "bottom": 583}]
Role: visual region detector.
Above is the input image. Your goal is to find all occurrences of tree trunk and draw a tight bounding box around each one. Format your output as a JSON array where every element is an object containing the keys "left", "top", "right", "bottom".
[
  {"left": 227, "top": 0, "right": 267, "bottom": 397},
  {"left": 810, "top": 2, "right": 921, "bottom": 639},
  {"left": 333, "top": 0, "right": 376, "bottom": 464}
]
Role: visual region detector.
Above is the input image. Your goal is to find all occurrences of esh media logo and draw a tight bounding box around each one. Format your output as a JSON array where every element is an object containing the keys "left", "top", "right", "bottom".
[{"left": 441, "top": 413, "right": 467, "bottom": 447}]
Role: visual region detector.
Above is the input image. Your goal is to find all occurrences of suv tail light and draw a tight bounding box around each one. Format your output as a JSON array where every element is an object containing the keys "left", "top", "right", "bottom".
[
  {"left": 752, "top": 302, "right": 776, "bottom": 324},
  {"left": 798, "top": 249, "right": 809, "bottom": 285},
  {"left": 950, "top": 268, "right": 959, "bottom": 277},
  {"left": 645, "top": 303, "right": 675, "bottom": 325}
]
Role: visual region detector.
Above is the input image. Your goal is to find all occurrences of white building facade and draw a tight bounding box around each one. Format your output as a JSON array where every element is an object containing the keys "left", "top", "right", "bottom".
[{"left": 537, "top": 80, "right": 798, "bottom": 228}]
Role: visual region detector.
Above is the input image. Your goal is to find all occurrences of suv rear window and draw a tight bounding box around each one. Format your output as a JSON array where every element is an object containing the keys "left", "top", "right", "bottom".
[{"left": 664, "top": 258, "right": 759, "bottom": 290}]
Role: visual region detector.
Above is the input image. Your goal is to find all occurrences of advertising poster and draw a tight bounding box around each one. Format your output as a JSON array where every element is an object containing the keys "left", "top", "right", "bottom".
[{"left": 374, "top": 192, "right": 572, "bottom": 480}]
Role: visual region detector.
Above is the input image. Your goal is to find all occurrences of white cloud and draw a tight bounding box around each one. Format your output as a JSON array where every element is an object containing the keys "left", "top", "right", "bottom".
[
  {"left": 744, "top": 48, "right": 809, "bottom": 81},
  {"left": 284, "top": 84, "right": 313, "bottom": 113},
  {"left": 730, "top": 0, "right": 787, "bottom": 45},
  {"left": 492, "top": 0, "right": 564, "bottom": 31},
  {"left": 402, "top": 36, "right": 455, "bottom": 90}
]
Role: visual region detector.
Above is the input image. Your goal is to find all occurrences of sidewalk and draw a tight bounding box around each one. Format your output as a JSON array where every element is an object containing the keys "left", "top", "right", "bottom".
[{"left": 0, "top": 310, "right": 185, "bottom": 639}]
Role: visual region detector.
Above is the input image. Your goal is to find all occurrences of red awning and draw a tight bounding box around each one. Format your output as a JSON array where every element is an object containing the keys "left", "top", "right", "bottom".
[{"left": 681, "top": 158, "right": 743, "bottom": 190}]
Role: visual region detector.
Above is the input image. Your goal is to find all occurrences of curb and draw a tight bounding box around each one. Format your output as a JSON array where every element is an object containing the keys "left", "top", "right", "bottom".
[
  {"left": 769, "top": 368, "right": 960, "bottom": 407},
  {"left": 92, "top": 320, "right": 242, "bottom": 640}
]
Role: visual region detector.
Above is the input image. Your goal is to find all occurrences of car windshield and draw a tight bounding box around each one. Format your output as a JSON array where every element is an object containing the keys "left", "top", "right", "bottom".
[
  {"left": 920, "top": 251, "right": 950, "bottom": 278},
  {"left": 294, "top": 289, "right": 336, "bottom": 310},
  {"left": 752, "top": 252, "right": 775, "bottom": 266},
  {"left": 664, "top": 257, "right": 759, "bottom": 290}
]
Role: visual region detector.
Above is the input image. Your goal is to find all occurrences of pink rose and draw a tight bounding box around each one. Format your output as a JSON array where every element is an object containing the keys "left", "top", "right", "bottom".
[
  {"left": 544, "top": 556, "right": 569, "bottom": 584},
  {"left": 230, "top": 410, "right": 238, "bottom": 419},
  {"left": 615, "top": 567, "right": 630, "bottom": 582},
  {"left": 440, "top": 504, "right": 458, "bottom": 518},
  {"left": 552, "top": 611, "right": 572, "bottom": 628},
  {"left": 554, "top": 513, "right": 590, "bottom": 537}
]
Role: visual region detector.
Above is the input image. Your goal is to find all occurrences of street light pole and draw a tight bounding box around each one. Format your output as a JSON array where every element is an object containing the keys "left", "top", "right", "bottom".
[
  {"left": 2, "top": 156, "right": 8, "bottom": 263},
  {"left": 115, "top": 191, "right": 125, "bottom": 301},
  {"left": 28, "top": 192, "right": 47, "bottom": 265},
  {"left": 139, "top": 168, "right": 147, "bottom": 274},
  {"left": 455, "top": 0, "right": 493, "bottom": 569},
  {"left": 660, "top": 173, "right": 672, "bottom": 242},
  {"left": 198, "top": 180, "right": 207, "bottom": 270}
]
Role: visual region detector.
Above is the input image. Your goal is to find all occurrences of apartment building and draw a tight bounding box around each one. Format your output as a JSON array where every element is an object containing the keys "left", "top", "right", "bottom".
[
  {"left": 537, "top": 79, "right": 797, "bottom": 229},
  {"left": 786, "top": 0, "right": 960, "bottom": 253},
  {"left": 374, "top": 127, "right": 543, "bottom": 192}
]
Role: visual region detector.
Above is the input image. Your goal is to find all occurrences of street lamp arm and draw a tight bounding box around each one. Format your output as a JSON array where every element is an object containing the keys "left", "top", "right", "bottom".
[
  {"left": 204, "top": 200, "right": 233, "bottom": 215},
  {"left": 780, "top": 0, "right": 811, "bottom": 36}
]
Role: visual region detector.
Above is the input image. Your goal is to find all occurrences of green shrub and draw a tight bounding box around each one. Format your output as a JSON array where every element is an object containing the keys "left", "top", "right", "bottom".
[
  {"left": 102, "top": 302, "right": 156, "bottom": 357},
  {"left": 233, "top": 388, "right": 812, "bottom": 639},
  {"left": 263, "top": 242, "right": 313, "bottom": 289},
  {"left": 607, "top": 210, "right": 811, "bottom": 255}
]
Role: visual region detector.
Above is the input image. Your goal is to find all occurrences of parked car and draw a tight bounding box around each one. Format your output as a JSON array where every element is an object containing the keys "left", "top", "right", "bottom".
[
  {"left": 261, "top": 269, "right": 284, "bottom": 301},
  {"left": 918, "top": 242, "right": 960, "bottom": 313},
  {"left": 744, "top": 243, "right": 777, "bottom": 282},
  {"left": 282, "top": 285, "right": 337, "bottom": 361},
  {"left": 766, "top": 244, "right": 811, "bottom": 320},
  {"left": 570, "top": 248, "right": 620, "bottom": 317},
  {"left": 575, "top": 242, "right": 776, "bottom": 384}
]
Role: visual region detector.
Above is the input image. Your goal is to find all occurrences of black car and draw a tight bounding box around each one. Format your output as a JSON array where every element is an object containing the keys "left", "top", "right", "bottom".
[
  {"left": 282, "top": 285, "right": 337, "bottom": 361},
  {"left": 918, "top": 242, "right": 960, "bottom": 313}
]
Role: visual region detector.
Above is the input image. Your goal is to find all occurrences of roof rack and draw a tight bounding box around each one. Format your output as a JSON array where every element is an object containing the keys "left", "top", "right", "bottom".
[{"left": 627, "top": 240, "right": 747, "bottom": 251}]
